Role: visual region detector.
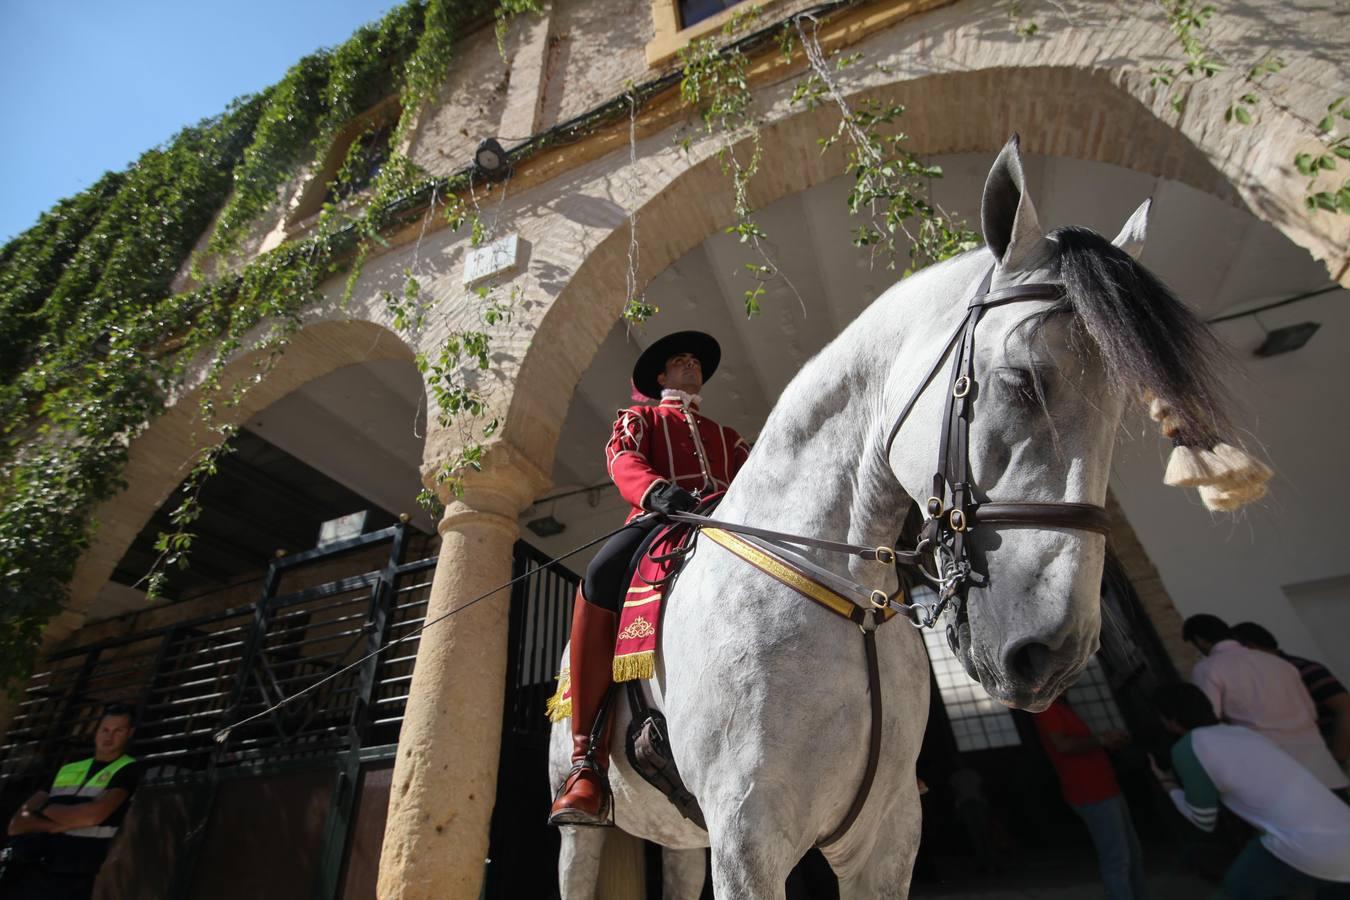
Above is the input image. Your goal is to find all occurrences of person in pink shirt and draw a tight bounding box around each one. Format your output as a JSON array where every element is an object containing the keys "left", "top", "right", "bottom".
[{"left": 1183, "top": 614, "right": 1348, "bottom": 794}]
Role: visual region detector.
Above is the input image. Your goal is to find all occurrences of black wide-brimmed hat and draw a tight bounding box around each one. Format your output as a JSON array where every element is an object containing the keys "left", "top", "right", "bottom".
[{"left": 632, "top": 331, "right": 721, "bottom": 400}]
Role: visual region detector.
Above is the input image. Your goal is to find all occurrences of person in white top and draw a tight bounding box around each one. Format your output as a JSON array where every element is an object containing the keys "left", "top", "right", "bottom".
[
  {"left": 1150, "top": 683, "right": 1350, "bottom": 899},
  {"left": 1183, "top": 614, "right": 1348, "bottom": 792}
]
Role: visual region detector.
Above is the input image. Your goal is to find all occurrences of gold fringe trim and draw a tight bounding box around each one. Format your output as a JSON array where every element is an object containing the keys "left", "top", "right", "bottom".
[
  {"left": 613, "top": 650, "right": 655, "bottom": 683},
  {"left": 545, "top": 668, "right": 571, "bottom": 722}
]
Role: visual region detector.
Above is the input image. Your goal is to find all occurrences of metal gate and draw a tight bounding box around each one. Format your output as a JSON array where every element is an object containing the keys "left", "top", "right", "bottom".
[
  {"left": 0, "top": 523, "right": 587, "bottom": 899},
  {"left": 484, "top": 541, "right": 578, "bottom": 899}
]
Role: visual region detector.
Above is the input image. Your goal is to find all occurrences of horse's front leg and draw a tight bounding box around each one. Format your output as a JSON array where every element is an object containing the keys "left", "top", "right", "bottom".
[
  {"left": 662, "top": 846, "right": 707, "bottom": 900},
  {"left": 823, "top": 786, "right": 923, "bottom": 899},
  {"left": 704, "top": 788, "right": 809, "bottom": 900},
  {"left": 556, "top": 825, "right": 606, "bottom": 900}
]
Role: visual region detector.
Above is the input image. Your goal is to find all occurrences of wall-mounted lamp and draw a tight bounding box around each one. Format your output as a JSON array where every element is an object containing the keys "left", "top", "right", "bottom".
[
  {"left": 526, "top": 514, "right": 566, "bottom": 538},
  {"left": 1253, "top": 322, "right": 1320, "bottom": 358},
  {"left": 474, "top": 138, "right": 511, "bottom": 182}
]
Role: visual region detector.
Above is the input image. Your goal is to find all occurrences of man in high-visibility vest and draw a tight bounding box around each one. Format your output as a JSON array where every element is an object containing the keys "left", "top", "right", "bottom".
[{"left": 2, "top": 702, "right": 142, "bottom": 899}]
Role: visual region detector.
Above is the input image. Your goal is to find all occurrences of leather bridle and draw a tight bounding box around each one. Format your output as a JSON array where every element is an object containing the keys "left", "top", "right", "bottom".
[{"left": 883, "top": 265, "right": 1111, "bottom": 634}]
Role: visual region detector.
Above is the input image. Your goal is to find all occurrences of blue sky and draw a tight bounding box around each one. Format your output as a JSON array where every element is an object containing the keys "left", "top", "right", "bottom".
[{"left": 0, "top": 0, "right": 405, "bottom": 243}]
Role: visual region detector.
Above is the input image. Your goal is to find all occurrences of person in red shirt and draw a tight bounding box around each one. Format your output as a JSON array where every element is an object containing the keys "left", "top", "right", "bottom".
[
  {"left": 549, "top": 331, "right": 749, "bottom": 827},
  {"left": 1033, "top": 697, "right": 1147, "bottom": 900}
]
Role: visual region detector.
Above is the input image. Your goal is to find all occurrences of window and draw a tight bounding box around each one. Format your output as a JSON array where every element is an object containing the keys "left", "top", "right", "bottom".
[
  {"left": 678, "top": 0, "right": 748, "bottom": 29},
  {"left": 921, "top": 619, "right": 1021, "bottom": 752},
  {"left": 1062, "top": 655, "right": 1127, "bottom": 734},
  {"left": 322, "top": 119, "right": 396, "bottom": 206},
  {"left": 285, "top": 97, "right": 400, "bottom": 230},
  {"left": 645, "top": 0, "right": 772, "bottom": 67}
]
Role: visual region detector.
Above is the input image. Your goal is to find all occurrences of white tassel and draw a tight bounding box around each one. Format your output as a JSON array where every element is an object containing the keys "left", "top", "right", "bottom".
[
  {"left": 1200, "top": 480, "right": 1267, "bottom": 512},
  {"left": 1210, "top": 443, "right": 1273, "bottom": 488},
  {"left": 1164, "top": 445, "right": 1231, "bottom": 487}
]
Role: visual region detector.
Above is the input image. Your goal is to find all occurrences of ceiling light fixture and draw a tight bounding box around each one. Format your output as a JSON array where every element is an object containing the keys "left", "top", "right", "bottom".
[
  {"left": 1253, "top": 322, "right": 1320, "bottom": 358},
  {"left": 526, "top": 514, "right": 566, "bottom": 538}
]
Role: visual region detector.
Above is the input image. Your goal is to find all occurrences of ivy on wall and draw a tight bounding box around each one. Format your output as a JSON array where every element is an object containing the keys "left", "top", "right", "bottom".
[{"left": 0, "top": 0, "right": 504, "bottom": 689}]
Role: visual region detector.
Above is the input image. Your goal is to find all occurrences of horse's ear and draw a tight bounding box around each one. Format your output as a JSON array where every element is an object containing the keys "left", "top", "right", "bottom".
[
  {"left": 1111, "top": 199, "right": 1151, "bottom": 260},
  {"left": 981, "top": 134, "right": 1044, "bottom": 270}
]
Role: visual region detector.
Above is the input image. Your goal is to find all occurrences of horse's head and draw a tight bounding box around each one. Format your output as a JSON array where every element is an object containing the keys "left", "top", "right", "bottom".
[{"left": 886, "top": 136, "right": 1230, "bottom": 710}]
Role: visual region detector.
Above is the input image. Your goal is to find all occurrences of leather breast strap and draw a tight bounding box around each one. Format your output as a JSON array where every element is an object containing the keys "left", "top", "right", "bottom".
[{"left": 698, "top": 526, "right": 888, "bottom": 848}]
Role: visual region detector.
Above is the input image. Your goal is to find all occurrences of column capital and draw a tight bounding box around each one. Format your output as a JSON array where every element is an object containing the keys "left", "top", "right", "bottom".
[{"left": 423, "top": 439, "right": 552, "bottom": 528}]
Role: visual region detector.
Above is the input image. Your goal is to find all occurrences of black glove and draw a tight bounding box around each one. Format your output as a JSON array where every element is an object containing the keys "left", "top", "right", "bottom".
[{"left": 645, "top": 482, "right": 699, "bottom": 516}]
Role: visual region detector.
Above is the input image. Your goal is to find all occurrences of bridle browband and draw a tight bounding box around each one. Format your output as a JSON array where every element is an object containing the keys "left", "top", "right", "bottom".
[{"left": 883, "top": 265, "right": 1111, "bottom": 633}]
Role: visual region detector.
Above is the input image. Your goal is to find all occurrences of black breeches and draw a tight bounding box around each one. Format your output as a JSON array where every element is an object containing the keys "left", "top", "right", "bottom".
[{"left": 583, "top": 519, "right": 660, "bottom": 612}]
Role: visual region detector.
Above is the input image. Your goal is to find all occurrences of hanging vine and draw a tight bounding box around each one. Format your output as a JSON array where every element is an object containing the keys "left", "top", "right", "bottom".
[
  {"left": 0, "top": 0, "right": 506, "bottom": 687},
  {"left": 791, "top": 16, "right": 978, "bottom": 273},
  {"left": 1144, "top": 0, "right": 1347, "bottom": 214},
  {"left": 677, "top": 11, "right": 803, "bottom": 317}
]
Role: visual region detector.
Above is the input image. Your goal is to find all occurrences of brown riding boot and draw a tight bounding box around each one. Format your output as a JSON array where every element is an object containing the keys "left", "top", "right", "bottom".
[{"left": 548, "top": 592, "right": 618, "bottom": 826}]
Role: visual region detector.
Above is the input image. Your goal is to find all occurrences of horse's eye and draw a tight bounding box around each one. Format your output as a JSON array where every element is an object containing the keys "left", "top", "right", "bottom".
[{"left": 995, "top": 367, "right": 1041, "bottom": 405}]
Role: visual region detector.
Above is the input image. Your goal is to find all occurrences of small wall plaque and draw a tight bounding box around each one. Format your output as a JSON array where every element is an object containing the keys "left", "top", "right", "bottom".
[{"left": 463, "top": 233, "right": 520, "bottom": 286}]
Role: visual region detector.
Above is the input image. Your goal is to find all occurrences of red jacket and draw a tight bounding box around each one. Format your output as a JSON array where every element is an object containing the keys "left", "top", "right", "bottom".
[
  {"left": 1033, "top": 700, "right": 1121, "bottom": 807},
  {"left": 605, "top": 394, "right": 750, "bottom": 522}
]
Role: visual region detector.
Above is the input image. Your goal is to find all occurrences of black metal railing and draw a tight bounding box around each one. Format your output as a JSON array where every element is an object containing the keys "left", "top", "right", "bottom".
[
  {"left": 0, "top": 524, "right": 434, "bottom": 782},
  {"left": 0, "top": 526, "right": 582, "bottom": 900},
  {"left": 503, "top": 541, "right": 579, "bottom": 738}
]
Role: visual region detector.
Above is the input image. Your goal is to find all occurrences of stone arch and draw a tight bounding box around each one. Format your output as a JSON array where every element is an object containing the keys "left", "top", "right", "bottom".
[
  {"left": 59, "top": 319, "right": 419, "bottom": 642},
  {"left": 503, "top": 62, "right": 1290, "bottom": 475}
]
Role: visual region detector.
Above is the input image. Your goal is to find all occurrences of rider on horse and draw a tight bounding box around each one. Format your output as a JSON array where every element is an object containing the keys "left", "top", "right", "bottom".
[{"left": 548, "top": 330, "right": 750, "bottom": 827}]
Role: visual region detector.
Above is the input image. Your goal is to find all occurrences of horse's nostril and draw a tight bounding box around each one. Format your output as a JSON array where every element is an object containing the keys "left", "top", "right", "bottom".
[{"left": 1009, "top": 641, "right": 1053, "bottom": 683}]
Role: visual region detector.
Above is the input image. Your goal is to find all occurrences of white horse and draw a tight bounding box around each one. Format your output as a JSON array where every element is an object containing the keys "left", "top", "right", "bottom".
[{"left": 550, "top": 136, "right": 1232, "bottom": 898}]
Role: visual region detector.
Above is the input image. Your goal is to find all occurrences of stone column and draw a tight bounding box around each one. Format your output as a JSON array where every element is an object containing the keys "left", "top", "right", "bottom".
[{"left": 377, "top": 444, "right": 548, "bottom": 900}]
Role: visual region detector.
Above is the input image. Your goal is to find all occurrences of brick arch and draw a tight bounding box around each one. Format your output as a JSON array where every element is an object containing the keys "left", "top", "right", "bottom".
[
  {"left": 59, "top": 319, "right": 417, "bottom": 641},
  {"left": 501, "top": 63, "right": 1280, "bottom": 476}
]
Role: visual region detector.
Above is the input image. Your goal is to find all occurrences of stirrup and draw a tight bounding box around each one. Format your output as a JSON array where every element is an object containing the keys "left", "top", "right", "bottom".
[{"left": 548, "top": 759, "right": 614, "bottom": 828}]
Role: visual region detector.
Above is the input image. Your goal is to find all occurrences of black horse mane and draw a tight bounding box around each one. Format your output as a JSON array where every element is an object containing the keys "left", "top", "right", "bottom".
[{"left": 1040, "top": 225, "right": 1233, "bottom": 444}]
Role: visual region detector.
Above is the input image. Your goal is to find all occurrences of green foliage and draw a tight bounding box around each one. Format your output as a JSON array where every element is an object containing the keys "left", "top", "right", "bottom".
[
  {"left": 0, "top": 172, "right": 125, "bottom": 387},
  {"left": 209, "top": 55, "right": 334, "bottom": 255},
  {"left": 678, "top": 10, "right": 794, "bottom": 317},
  {"left": 1005, "top": 0, "right": 1039, "bottom": 38},
  {"left": 323, "top": 3, "right": 425, "bottom": 134},
  {"left": 1297, "top": 96, "right": 1350, "bottom": 213},
  {"left": 791, "top": 30, "right": 977, "bottom": 274},
  {"left": 1149, "top": 0, "right": 1223, "bottom": 114},
  {"left": 622, "top": 297, "right": 659, "bottom": 323},
  {"left": 495, "top": 0, "right": 546, "bottom": 57},
  {"left": 1132, "top": 5, "right": 1339, "bottom": 216},
  {"left": 0, "top": 0, "right": 500, "bottom": 690},
  {"left": 415, "top": 283, "right": 515, "bottom": 499}
]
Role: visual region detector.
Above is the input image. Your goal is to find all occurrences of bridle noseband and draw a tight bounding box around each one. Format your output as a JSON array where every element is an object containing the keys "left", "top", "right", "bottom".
[{"left": 884, "top": 266, "right": 1111, "bottom": 635}]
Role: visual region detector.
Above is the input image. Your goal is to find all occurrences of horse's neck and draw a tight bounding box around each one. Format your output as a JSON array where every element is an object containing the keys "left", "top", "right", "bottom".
[
  {"left": 717, "top": 315, "right": 914, "bottom": 578},
  {"left": 716, "top": 253, "right": 991, "bottom": 578}
]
